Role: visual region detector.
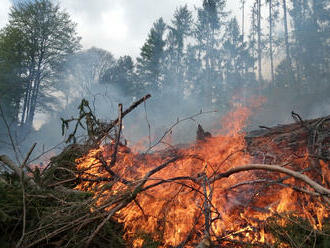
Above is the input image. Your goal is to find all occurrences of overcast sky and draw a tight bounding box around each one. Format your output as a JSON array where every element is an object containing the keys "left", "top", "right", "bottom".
[{"left": 0, "top": 0, "right": 247, "bottom": 58}]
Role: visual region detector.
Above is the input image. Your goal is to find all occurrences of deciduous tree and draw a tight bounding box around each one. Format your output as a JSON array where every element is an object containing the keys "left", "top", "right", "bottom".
[{"left": 2, "top": 0, "right": 81, "bottom": 129}]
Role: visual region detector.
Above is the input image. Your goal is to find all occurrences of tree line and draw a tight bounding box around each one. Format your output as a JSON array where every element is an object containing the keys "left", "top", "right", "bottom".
[{"left": 0, "top": 0, "right": 329, "bottom": 144}]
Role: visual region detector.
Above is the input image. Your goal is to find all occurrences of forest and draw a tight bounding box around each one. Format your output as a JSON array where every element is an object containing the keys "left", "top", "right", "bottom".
[{"left": 0, "top": 0, "right": 329, "bottom": 247}]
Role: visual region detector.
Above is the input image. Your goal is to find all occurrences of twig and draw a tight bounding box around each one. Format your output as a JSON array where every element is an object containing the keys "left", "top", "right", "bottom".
[
  {"left": 97, "top": 94, "right": 151, "bottom": 143},
  {"left": 16, "top": 170, "right": 26, "bottom": 248},
  {"left": 291, "top": 111, "right": 305, "bottom": 126},
  {"left": 0, "top": 155, "right": 35, "bottom": 185},
  {"left": 84, "top": 156, "right": 182, "bottom": 247},
  {"left": 85, "top": 201, "right": 125, "bottom": 248},
  {"left": 145, "top": 110, "right": 217, "bottom": 153},
  {"left": 216, "top": 237, "right": 273, "bottom": 248},
  {"left": 259, "top": 125, "right": 272, "bottom": 130},
  {"left": 21, "top": 143, "right": 37, "bottom": 168},
  {"left": 202, "top": 173, "right": 211, "bottom": 236},
  {"left": 144, "top": 100, "right": 152, "bottom": 148},
  {"left": 226, "top": 166, "right": 313, "bottom": 190},
  {"left": 96, "top": 154, "right": 131, "bottom": 185},
  {"left": 176, "top": 210, "right": 203, "bottom": 248},
  {"left": 16, "top": 143, "right": 37, "bottom": 248},
  {"left": 227, "top": 178, "right": 321, "bottom": 197},
  {"left": 0, "top": 102, "right": 21, "bottom": 164},
  {"left": 109, "top": 104, "right": 122, "bottom": 167}
]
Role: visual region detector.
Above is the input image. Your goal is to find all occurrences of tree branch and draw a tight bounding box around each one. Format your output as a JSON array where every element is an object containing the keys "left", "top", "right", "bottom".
[{"left": 211, "top": 164, "right": 330, "bottom": 198}]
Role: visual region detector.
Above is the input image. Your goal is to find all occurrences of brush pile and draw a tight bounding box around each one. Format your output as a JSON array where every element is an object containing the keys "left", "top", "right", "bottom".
[{"left": 0, "top": 95, "right": 329, "bottom": 248}]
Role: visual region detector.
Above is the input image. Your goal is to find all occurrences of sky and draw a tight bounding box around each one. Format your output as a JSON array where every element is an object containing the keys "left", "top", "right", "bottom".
[{"left": 0, "top": 0, "right": 247, "bottom": 58}]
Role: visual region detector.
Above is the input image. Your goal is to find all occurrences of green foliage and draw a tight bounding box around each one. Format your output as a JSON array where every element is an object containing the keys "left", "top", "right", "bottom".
[
  {"left": 0, "top": 27, "right": 26, "bottom": 122},
  {"left": 136, "top": 18, "right": 166, "bottom": 93},
  {"left": 60, "top": 47, "right": 115, "bottom": 94},
  {"left": 133, "top": 232, "right": 162, "bottom": 248},
  {"left": 164, "top": 5, "right": 193, "bottom": 100},
  {"left": 0, "top": 144, "right": 126, "bottom": 248},
  {"left": 289, "top": 0, "right": 330, "bottom": 91},
  {"left": 61, "top": 98, "right": 105, "bottom": 144},
  {"left": 0, "top": 0, "right": 81, "bottom": 129},
  {"left": 222, "top": 17, "right": 254, "bottom": 101},
  {"left": 266, "top": 214, "right": 330, "bottom": 248},
  {"left": 100, "top": 55, "right": 136, "bottom": 96}
]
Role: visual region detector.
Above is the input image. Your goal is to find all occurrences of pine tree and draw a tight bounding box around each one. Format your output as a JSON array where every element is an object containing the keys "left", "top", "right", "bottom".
[
  {"left": 249, "top": 2, "right": 258, "bottom": 74},
  {"left": 184, "top": 45, "right": 203, "bottom": 99},
  {"left": 257, "top": 0, "right": 263, "bottom": 81},
  {"left": 282, "top": 0, "right": 293, "bottom": 79},
  {"left": 290, "top": 0, "right": 328, "bottom": 91},
  {"left": 223, "top": 18, "right": 254, "bottom": 101},
  {"left": 136, "top": 18, "right": 166, "bottom": 94},
  {"left": 241, "top": 0, "right": 246, "bottom": 42},
  {"left": 100, "top": 56, "right": 136, "bottom": 97},
  {"left": 165, "top": 5, "right": 192, "bottom": 97},
  {"left": 194, "top": 0, "right": 226, "bottom": 106},
  {"left": 267, "top": 0, "right": 275, "bottom": 82}
]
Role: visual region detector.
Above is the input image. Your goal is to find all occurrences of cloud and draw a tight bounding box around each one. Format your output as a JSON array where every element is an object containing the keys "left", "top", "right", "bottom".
[
  {"left": 60, "top": 0, "right": 201, "bottom": 57},
  {"left": 0, "top": 0, "right": 10, "bottom": 29},
  {"left": 0, "top": 0, "right": 244, "bottom": 58}
]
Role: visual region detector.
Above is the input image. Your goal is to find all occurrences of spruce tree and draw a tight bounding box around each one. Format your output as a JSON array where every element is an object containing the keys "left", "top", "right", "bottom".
[
  {"left": 194, "top": 0, "right": 226, "bottom": 107},
  {"left": 165, "top": 5, "right": 192, "bottom": 97},
  {"left": 136, "top": 18, "right": 166, "bottom": 94}
]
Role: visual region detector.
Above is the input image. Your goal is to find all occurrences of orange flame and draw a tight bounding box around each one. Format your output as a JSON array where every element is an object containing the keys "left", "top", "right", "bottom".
[{"left": 75, "top": 100, "right": 329, "bottom": 247}]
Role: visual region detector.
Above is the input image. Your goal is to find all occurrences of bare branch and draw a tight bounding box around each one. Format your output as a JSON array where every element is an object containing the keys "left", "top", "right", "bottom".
[
  {"left": 97, "top": 94, "right": 151, "bottom": 143},
  {"left": 109, "top": 104, "right": 123, "bottom": 167},
  {"left": 211, "top": 164, "right": 330, "bottom": 198}
]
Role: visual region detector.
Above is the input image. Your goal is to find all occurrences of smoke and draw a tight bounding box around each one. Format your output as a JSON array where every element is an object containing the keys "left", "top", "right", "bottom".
[
  {"left": 2, "top": 0, "right": 330, "bottom": 161},
  {"left": 27, "top": 64, "right": 223, "bottom": 155}
]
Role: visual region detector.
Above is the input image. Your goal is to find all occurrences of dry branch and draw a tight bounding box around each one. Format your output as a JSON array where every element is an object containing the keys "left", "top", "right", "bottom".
[
  {"left": 97, "top": 94, "right": 151, "bottom": 143},
  {"left": 0, "top": 155, "right": 35, "bottom": 186},
  {"left": 212, "top": 164, "right": 330, "bottom": 202},
  {"left": 110, "top": 104, "right": 123, "bottom": 167}
]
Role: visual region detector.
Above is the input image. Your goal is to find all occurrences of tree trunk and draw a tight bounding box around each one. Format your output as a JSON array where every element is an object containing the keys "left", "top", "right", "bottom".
[
  {"left": 251, "top": 4, "right": 257, "bottom": 73},
  {"left": 26, "top": 48, "right": 45, "bottom": 128},
  {"left": 269, "top": 0, "right": 275, "bottom": 83},
  {"left": 282, "top": 0, "right": 294, "bottom": 82},
  {"left": 242, "top": 0, "right": 245, "bottom": 42},
  {"left": 21, "top": 80, "right": 31, "bottom": 126},
  {"left": 20, "top": 64, "right": 35, "bottom": 126},
  {"left": 257, "top": 0, "right": 263, "bottom": 81},
  {"left": 26, "top": 77, "right": 40, "bottom": 128}
]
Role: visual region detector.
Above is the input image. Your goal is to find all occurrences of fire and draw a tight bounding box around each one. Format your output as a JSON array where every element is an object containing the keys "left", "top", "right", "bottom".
[{"left": 75, "top": 102, "right": 329, "bottom": 247}]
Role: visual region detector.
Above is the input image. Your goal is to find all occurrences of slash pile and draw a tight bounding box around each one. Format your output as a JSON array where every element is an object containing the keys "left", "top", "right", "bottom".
[{"left": 1, "top": 95, "right": 329, "bottom": 248}]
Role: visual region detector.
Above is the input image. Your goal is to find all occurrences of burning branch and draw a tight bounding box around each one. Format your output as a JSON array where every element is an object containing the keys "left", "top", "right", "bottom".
[
  {"left": 212, "top": 163, "right": 330, "bottom": 198},
  {"left": 2, "top": 95, "right": 329, "bottom": 248},
  {"left": 74, "top": 111, "right": 330, "bottom": 247},
  {"left": 84, "top": 155, "right": 183, "bottom": 247}
]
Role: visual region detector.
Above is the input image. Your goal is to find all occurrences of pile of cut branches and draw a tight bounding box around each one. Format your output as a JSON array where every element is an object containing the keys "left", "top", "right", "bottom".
[
  {"left": 0, "top": 95, "right": 150, "bottom": 248},
  {"left": 1, "top": 95, "right": 329, "bottom": 248}
]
